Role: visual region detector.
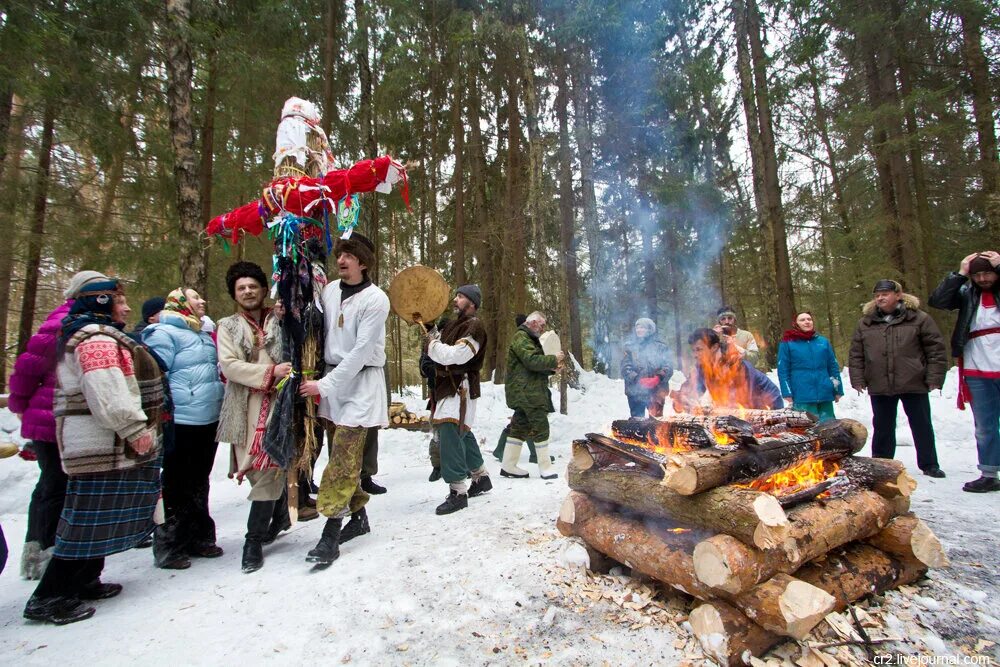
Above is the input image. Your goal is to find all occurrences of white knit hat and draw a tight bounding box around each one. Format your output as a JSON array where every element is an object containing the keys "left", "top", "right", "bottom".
[{"left": 64, "top": 270, "right": 112, "bottom": 299}]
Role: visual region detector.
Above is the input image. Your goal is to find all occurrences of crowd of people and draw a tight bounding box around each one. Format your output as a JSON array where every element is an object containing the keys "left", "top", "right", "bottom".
[{"left": 2, "top": 244, "right": 998, "bottom": 625}]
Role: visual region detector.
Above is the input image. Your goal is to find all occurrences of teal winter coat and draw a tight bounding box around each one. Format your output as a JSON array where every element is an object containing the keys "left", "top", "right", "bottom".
[
  {"left": 142, "top": 312, "right": 224, "bottom": 426},
  {"left": 777, "top": 334, "right": 843, "bottom": 404}
]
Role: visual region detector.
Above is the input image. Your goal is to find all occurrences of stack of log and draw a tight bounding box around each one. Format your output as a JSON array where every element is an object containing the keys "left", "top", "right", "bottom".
[
  {"left": 388, "top": 402, "right": 429, "bottom": 429},
  {"left": 556, "top": 413, "right": 948, "bottom": 665}
]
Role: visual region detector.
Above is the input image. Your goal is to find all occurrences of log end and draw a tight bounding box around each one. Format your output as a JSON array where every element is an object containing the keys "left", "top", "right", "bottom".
[
  {"left": 665, "top": 466, "right": 699, "bottom": 495},
  {"left": 558, "top": 493, "right": 577, "bottom": 526},
  {"left": 911, "top": 518, "right": 949, "bottom": 569},
  {"left": 572, "top": 441, "right": 596, "bottom": 471},
  {"left": 895, "top": 469, "right": 917, "bottom": 498},
  {"left": 751, "top": 494, "right": 790, "bottom": 549},
  {"left": 693, "top": 536, "right": 749, "bottom": 595},
  {"left": 691, "top": 602, "right": 779, "bottom": 666},
  {"left": 778, "top": 580, "right": 836, "bottom": 640},
  {"left": 839, "top": 418, "right": 869, "bottom": 450},
  {"left": 689, "top": 604, "right": 736, "bottom": 666}
]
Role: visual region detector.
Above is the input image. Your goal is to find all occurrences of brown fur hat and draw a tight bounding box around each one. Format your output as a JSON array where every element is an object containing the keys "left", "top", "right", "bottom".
[{"left": 333, "top": 232, "right": 376, "bottom": 273}]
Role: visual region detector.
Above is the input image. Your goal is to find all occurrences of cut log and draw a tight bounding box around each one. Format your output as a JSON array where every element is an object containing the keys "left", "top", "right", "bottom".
[
  {"left": 558, "top": 492, "right": 835, "bottom": 639},
  {"left": 583, "top": 432, "right": 669, "bottom": 467},
  {"left": 682, "top": 407, "right": 817, "bottom": 430},
  {"left": 838, "top": 456, "right": 916, "bottom": 499},
  {"left": 662, "top": 419, "right": 868, "bottom": 495},
  {"left": 568, "top": 442, "right": 791, "bottom": 549},
  {"left": 692, "top": 489, "right": 901, "bottom": 594},
  {"left": 865, "top": 513, "right": 949, "bottom": 569},
  {"left": 690, "top": 600, "right": 782, "bottom": 667},
  {"left": 794, "top": 542, "right": 927, "bottom": 611}
]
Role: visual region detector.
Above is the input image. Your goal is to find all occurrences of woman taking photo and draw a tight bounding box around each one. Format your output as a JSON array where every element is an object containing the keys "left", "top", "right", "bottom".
[
  {"left": 777, "top": 311, "right": 843, "bottom": 421},
  {"left": 143, "top": 288, "right": 225, "bottom": 564},
  {"left": 24, "top": 271, "right": 164, "bottom": 624}
]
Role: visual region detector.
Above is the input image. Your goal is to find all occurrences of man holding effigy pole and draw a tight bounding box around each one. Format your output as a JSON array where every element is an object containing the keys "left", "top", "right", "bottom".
[{"left": 299, "top": 232, "right": 389, "bottom": 566}]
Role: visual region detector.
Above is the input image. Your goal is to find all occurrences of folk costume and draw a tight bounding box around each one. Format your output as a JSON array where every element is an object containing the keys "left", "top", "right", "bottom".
[
  {"left": 428, "top": 286, "right": 492, "bottom": 514},
  {"left": 25, "top": 272, "right": 163, "bottom": 625}
]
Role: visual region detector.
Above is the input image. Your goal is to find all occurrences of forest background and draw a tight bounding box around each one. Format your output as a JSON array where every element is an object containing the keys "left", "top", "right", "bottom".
[{"left": 0, "top": 0, "right": 997, "bottom": 396}]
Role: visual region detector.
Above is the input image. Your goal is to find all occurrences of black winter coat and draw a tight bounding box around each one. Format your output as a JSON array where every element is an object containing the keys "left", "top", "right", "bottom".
[{"left": 928, "top": 271, "right": 1000, "bottom": 358}]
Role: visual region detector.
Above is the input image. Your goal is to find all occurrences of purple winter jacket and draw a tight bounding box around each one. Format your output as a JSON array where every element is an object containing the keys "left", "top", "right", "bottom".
[{"left": 7, "top": 300, "right": 73, "bottom": 442}]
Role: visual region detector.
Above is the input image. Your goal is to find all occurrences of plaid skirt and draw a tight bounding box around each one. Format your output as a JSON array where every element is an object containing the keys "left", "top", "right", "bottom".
[{"left": 53, "top": 457, "right": 161, "bottom": 559}]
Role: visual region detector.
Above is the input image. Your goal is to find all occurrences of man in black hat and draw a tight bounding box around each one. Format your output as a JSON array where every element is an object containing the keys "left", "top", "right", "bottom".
[
  {"left": 131, "top": 296, "right": 166, "bottom": 339},
  {"left": 849, "top": 279, "right": 947, "bottom": 478},
  {"left": 930, "top": 250, "right": 1000, "bottom": 492},
  {"left": 425, "top": 284, "right": 493, "bottom": 515}
]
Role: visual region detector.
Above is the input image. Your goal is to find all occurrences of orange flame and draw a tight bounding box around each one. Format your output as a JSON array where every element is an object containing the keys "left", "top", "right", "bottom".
[
  {"left": 610, "top": 423, "right": 698, "bottom": 455},
  {"left": 666, "top": 528, "right": 690, "bottom": 533},
  {"left": 737, "top": 457, "right": 841, "bottom": 497}
]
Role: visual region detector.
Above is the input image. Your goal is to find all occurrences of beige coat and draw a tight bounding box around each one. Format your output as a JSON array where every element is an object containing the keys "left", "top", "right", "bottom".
[{"left": 216, "top": 311, "right": 285, "bottom": 501}]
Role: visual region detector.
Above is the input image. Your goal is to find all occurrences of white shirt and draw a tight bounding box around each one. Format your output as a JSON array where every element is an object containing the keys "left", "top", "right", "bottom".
[
  {"left": 965, "top": 295, "right": 1000, "bottom": 376},
  {"left": 428, "top": 331, "right": 482, "bottom": 430},
  {"left": 316, "top": 280, "right": 390, "bottom": 427}
]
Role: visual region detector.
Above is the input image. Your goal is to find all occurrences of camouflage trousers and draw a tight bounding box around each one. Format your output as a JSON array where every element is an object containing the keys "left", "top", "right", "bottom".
[
  {"left": 317, "top": 420, "right": 369, "bottom": 519},
  {"left": 508, "top": 407, "right": 550, "bottom": 444}
]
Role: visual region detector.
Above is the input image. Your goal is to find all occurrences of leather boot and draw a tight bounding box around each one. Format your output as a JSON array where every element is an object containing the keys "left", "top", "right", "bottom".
[
  {"left": 306, "top": 518, "right": 342, "bottom": 565},
  {"left": 242, "top": 500, "right": 273, "bottom": 574},
  {"left": 500, "top": 441, "right": 529, "bottom": 478},
  {"left": 263, "top": 497, "right": 291, "bottom": 545},
  {"left": 339, "top": 508, "right": 371, "bottom": 544},
  {"left": 24, "top": 596, "right": 95, "bottom": 625}
]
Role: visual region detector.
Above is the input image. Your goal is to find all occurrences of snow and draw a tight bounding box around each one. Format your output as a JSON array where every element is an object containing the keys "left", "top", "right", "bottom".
[{"left": 1, "top": 367, "right": 998, "bottom": 665}]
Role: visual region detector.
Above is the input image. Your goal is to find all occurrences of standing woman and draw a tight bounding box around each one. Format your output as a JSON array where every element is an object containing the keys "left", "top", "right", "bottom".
[
  {"left": 24, "top": 271, "right": 164, "bottom": 624},
  {"left": 9, "top": 297, "right": 73, "bottom": 579},
  {"left": 777, "top": 311, "right": 844, "bottom": 421},
  {"left": 143, "top": 288, "right": 225, "bottom": 562}
]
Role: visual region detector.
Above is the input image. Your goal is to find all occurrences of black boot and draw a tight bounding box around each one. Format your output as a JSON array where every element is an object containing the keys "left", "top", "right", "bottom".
[
  {"left": 306, "top": 518, "right": 342, "bottom": 566},
  {"left": 24, "top": 596, "right": 95, "bottom": 625},
  {"left": 435, "top": 490, "right": 468, "bottom": 515},
  {"left": 263, "top": 497, "right": 291, "bottom": 545},
  {"left": 339, "top": 508, "right": 371, "bottom": 544},
  {"left": 78, "top": 580, "right": 123, "bottom": 601},
  {"left": 242, "top": 500, "right": 273, "bottom": 574},
  {"left": 428, "top": 466, "right": 442, "bottom": 482},
  {"left": 468, "top": 476, "right": 493, "bottom": 498},
  {"left": 361, "top": 475, "right": 387, "bottom": 495}
]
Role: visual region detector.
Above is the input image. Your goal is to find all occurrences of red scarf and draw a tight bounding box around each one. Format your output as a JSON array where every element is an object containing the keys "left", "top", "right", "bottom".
[{"left": 781, "top": 327, "right": 816, "bottom": 342}]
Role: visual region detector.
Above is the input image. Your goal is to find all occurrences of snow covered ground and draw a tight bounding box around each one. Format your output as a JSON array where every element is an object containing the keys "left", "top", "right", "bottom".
[{"left": 0, "top": 367, "right": 997, "bottom": 666}]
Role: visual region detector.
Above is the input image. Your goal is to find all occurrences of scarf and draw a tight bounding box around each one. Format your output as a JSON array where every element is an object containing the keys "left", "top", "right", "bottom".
[
  {"left": 339, "top": 277, "right": 372, "bottom": 302},
  {"left": 164, "top": 288, "right": 202, "bottom": 332},
  {"left": 781, "top": 327, "right": 816, "bottom": 342},
  {"left": 60, "top": 279, "right": 124, "bottom": 344},
  {"left": 876, "top": 302, "right": 906, "bottom": 325}
]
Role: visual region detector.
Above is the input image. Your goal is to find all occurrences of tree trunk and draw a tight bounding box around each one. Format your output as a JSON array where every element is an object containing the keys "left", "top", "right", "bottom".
[
  {"left": 690, "top": 600, "right": 781, "bottom": 667},
  {"left": 321, "top": 0, "right": 345, "bottom": 140},
  {"left": 355, "top": 0, "right": 379, "bottom": 279},
  {"left": 199, "top": 44, "right": 218, "bottom": 238},
  {"left": 18, "top": 102, "right": 56, "bottom": 356},
  {"left": 450, "top": 65, "right": 466, "bottom": 286},
  {"left": 692, "top": 488, "right": 903, "bottom": 595},
  {"left": 570, "top": 46, "right": 608, "bottom": 372},
  {"left": 0, "top": 89, "right": 22, "bottom": 391},
  {"left": 745, "top": 0, "right": 794, "bottom": 329},
  {"left": 865, "top": 513, "right": 949, "bottom": 569},
  {"left": 959, "top": 0, "right": 1000, "bottom": 245},
  {"left": 837, "top": 456, "right": 916, "bottom": 500},
  {"left": 793, "top": 542, "right": 926, "bottom": 611},
  {"left": 556, "top": 53, "right": 583, "bottom": 365},
  {"left": 164, "top": 0, "right": 205, "bottom": 294}
]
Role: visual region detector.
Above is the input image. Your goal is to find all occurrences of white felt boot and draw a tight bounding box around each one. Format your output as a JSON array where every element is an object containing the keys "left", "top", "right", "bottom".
[
  {"left": 500, "top": 440, "right": 529, "bottom": 478},
  {"left": 535, "top": 444, "right": 558, "bottom": 480}
]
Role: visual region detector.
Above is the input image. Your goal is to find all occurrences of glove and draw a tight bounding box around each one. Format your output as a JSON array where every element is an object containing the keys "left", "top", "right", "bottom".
[
  {"left": 638, "top": 376, "right": 659, "bottom": 390},
  {"left": 17, "top": 445, "right": 38, "bottom": 461}
]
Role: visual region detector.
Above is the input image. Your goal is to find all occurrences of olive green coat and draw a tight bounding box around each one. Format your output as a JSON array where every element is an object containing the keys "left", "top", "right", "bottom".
[{"left": 504, "top": 326, "right": 557, "bottom": 413}]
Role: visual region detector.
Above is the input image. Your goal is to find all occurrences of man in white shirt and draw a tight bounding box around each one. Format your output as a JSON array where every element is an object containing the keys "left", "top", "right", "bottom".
[{"left": 300, "top": 232, "right": 389, "bottom": 564}]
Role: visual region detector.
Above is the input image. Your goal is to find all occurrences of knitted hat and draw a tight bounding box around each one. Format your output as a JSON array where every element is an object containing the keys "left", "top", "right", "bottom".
[
  {"left": 969, "top": 255, "right": 996, "bottom": 275},
  {"left": 717, "top": 306, "right": 736, "bottom": 321},
  {"left": 64, "top": 270, "right": 114, "bottom": 299},
  {"left": 872, "top": 279, "right": 902, "bottom": 293},
  {"left": 456, "top": 284, "right": 482, "bottom": 309},
  {"left": 141, "top": 296, "right": 166, "bottom": 323},
  {"left": 333, "top": 232, "right": 376, "bottom": 273},
  {"left": 635, "top": 317, "right": 656, "bottom": 334}
]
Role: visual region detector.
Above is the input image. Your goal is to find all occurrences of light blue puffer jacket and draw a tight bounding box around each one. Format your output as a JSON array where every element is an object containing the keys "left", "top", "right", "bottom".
[{"left": 142, "top": 312, "right": 224, "bottom": 426}]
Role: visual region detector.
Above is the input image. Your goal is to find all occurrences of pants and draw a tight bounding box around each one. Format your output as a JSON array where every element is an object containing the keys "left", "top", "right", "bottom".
[
  {"left": 966, "top": 376, "right": 1000, "bottom": 474},
  {"left": 362, "top": 427, "right": 379, "bottom": 477},
  {"left": 0, "top": 522, "right": 7, "bottom": 576},
  {"left": 318, "top": 420, "right": 369, "bottom": 518},
  {"left": 439, "top": 423, "right": 484, "bottom": 484},
  {"left": 491, "top": 424, "right": 540, "bottom": 461},
  {"left": 509, "top": 407, "right": 550, "bottom": 444},
  {"left": 627, "top": 391, "right": 666, "bottom": 418},
  {"left": 870, "top": 393, "right": 939, "bottom": 471},
  {"left": 26, "top": 441, "right": 68, "bottom": 549},
  {"left": 163, "top": 423, "right": 219, "bottom": 549},
  {"left": 32, "top": 556, "right": 105, "bottom": 599},
  {"left": 792, "top": 401, "right": 836, "bottom": 422}
]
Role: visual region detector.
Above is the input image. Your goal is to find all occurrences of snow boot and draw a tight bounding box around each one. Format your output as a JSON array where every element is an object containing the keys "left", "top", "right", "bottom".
[
  {"left": 306, "top": 518, "right": 342, "bottom": 566},
  {"left": 963, "top": 476, "right": 1000, "bottom": 493},
  {"left": 361, "top": 476, "right": 387, "bottom": 495},
  {"left": 79, "top": 580, "right": 123, "bottom": 601},
  {"left": 242, "top": 500, "right": 273, "bottom": 574},
  {"left": 263, "top": 498, "right": 291, "bottom": 545},
  {"left": 23, "top": 596, "right": 95, "bottom": 625},
  {"left": 500, "top": 441, "right": 530, "bottom": 479},
  {"left": 468, "top": 476, "right": 493, "bottom": 498},
  {"left": 922, "top": 467, "right": 946, "bottom": 478},
  {"left": 435, "top": 490, "right": 469, "bottom": 515},
  {"left": 428, "top": 466, "right": 442, "bottom": 482},
  {"left": 339, "top": 508, "right": 371, "bottom": 544},
  {"left": 536, "top": 445, "right": 558, "bottom": 480}
]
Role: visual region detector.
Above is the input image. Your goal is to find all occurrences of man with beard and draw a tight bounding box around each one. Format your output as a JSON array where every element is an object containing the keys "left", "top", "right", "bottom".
[
  {"left": 215, "top": 262, "right": 291, "bottom": 573},
  {"left": 299, "top": 232, "right": 389, "bottom": 566},
  {"left": 930, "top": 251, "right": 1000, "bottom": 492},
  {"left": 426, "top": 285, "right": 493, "bottom": 515}
]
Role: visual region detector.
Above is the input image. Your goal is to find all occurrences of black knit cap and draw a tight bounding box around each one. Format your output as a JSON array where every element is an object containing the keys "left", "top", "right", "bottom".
[
  {"left": 969, "top": 255, "right": 997, "bottom": 275},
  {"left": 141, "top": 297, "right": 166, "bottom": 322},
  {"left": 333, "top": 231, "right": 376, "bottom": 273},
  {"left": 226, "top": 261, "right": 268, "bottom": 299}
]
